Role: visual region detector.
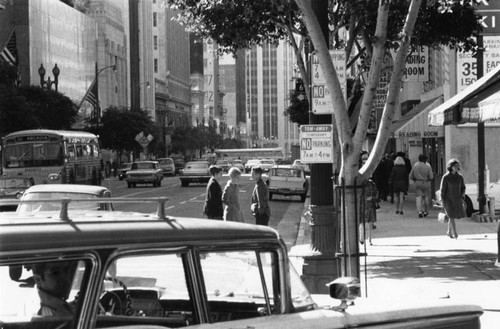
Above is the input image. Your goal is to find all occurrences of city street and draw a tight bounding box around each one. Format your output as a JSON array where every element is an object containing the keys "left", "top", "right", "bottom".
[{"left": 102, "top": 174, "right": 304, "bottom": 250}]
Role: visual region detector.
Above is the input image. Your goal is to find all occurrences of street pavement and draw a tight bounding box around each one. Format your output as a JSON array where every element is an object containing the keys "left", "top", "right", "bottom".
[{"left": 288, "top": 193, "right": 500, "bottom": 328}]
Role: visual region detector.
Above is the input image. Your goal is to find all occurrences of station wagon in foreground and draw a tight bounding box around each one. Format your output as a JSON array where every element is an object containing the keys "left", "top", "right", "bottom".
[{"left": 0, "top": 197, "right": 483, "bottom": 329}]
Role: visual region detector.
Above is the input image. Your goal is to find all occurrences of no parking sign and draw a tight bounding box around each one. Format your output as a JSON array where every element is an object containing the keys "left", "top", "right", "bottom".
[{"left": 300, "top": 125, "right": 333, "bottom": 163}]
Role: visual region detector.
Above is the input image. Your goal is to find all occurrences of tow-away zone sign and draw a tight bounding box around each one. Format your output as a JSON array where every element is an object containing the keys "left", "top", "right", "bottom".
[{"left": 300, "top": 125, "right": 333, "bottom": 163}]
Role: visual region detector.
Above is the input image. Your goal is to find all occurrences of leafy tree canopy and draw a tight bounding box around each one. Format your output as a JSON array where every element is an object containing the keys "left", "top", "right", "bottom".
[
  {"left": 0, "top": 84, "right": 78, "bottom": 136},
  {"left": 93, "top": 107, "right": 157, "bottom": 157},
  {"left": 165, "top": 0, "right": 482, "bottom": 55}
]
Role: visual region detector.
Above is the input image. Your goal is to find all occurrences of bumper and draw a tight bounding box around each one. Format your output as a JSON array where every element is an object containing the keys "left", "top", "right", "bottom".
[
  {"left": 179, "top": 176, "right": 210, "bottom": 183},
  {"left": 269, "top": 188, "right": 307, "bottom": 196}
]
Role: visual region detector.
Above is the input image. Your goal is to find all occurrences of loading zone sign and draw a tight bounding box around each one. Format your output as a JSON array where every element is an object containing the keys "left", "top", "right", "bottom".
[{"left": 300, "top": 125, "right": 333, "bottom": 163}]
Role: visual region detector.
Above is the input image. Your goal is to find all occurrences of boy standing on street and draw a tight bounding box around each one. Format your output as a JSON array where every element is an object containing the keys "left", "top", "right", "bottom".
[
  {"left": 203, "top": 165, "right": 223, "bottom": 220},
  {"left": 251, "top": 166, "right": 270, "bottom": 226}
]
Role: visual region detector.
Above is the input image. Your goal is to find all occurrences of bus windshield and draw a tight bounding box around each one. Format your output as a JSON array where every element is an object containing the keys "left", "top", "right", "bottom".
[{"left": 3, "top": 142, "right": 63, "bottom": 168}]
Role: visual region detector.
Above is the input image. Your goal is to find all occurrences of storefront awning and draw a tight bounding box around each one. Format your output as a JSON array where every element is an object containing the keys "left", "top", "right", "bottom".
[
  {"left": 478, "top": 91, "right": 500, "bottom": 122},
  {"left": 393, "top": 97, "right": 442, "bottom": 138},
  {"left": 428, "top": 65, "right": 500, "bottom": 126}
]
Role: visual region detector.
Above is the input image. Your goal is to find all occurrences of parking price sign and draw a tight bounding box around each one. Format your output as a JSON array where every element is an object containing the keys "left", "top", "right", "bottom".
[{"left": 300, "top": 124, "right": 333, "bottom": 163}]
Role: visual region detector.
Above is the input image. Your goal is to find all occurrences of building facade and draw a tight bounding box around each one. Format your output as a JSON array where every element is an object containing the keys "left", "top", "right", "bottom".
[{"left": 245, "top": 41, "right": 300, "bottom": 156}]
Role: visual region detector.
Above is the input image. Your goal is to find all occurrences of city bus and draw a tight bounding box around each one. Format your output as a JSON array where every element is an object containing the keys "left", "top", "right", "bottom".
[
  {"left": 1, "top": 129, "right": 102, "bottom": 185},
  {"left": 214, "top": 147, "right": 285, "bottom": 163}
]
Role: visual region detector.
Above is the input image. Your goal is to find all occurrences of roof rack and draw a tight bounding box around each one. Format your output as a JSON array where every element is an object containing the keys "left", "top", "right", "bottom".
[{"left": 0, "top": 197, "right": 170, "bottom": 221}]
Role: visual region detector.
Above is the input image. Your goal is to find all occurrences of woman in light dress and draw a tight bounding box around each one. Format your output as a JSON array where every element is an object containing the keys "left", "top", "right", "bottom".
[{"left": 222, "top": 167, "right": 244, "bottom": 222}]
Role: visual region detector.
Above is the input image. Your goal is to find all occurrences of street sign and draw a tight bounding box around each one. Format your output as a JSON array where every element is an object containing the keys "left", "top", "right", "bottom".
[
  {"left": 300, "top": 125, "right": 333, "bottom": 163},
  {"left": 477, "top": 0, "right": 500, "bottom": 35},
  {"left": 310, "top": 50, "right": 346, "bottom": 114},
  {"left": 135, "top": 131, "right": 153, "bottom": 149}
]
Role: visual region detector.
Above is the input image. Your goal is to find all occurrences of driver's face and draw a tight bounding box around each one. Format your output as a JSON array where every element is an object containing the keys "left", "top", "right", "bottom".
[{"left": 36, "top": 262, "right": 74, "bottom": 299}]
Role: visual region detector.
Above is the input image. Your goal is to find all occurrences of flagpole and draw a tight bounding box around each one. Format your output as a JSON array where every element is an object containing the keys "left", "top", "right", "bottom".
[{"left": 77, "top": 63, "right": 116, "bottom": 122}]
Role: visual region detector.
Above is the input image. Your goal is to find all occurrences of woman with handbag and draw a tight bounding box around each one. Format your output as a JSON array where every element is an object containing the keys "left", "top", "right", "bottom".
[{"left": 440, "top": 158, "right": 466, "bottom": 239}]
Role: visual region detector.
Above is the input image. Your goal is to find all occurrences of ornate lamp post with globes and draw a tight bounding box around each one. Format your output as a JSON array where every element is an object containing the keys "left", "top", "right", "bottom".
[{"left": 38, "top": 63, "right": 60, "bottom": 91}]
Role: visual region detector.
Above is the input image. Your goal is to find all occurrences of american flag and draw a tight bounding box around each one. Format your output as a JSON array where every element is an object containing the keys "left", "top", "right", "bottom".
[
  {"left": 1, "top": 29, "right": 18, "bottom": 65},
  {"left": 85, "top": 80, "right": 98, "bottom": 109}
]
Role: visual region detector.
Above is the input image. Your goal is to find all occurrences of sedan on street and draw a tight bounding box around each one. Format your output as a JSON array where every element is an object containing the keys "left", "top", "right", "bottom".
[
  {"left": 125, "top": 161, "right": 163, "bottom": 188},
  {"left": 179, "top": 161, "right": 211, "bottom": 187},
  {"left": 16, "top": 184, "right": 113, "bottom": 212}
]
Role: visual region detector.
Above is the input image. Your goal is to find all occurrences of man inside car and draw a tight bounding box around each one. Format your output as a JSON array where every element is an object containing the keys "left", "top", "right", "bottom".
[{"left": 32, "top": 261, "right": 76, "bottom": 317}]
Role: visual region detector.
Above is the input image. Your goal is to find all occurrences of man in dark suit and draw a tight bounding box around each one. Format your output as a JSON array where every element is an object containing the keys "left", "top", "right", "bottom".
[
  {"left": 251, "top": 166, "right": 270, "bottom": 226},
  {"left": 203, "top": 165, "right": 223, "bottom": 220}
]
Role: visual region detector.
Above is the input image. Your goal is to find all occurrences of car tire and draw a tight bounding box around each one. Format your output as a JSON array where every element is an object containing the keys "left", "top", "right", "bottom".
[
  {"left": 132, "top": 183, "right": 136, "bottom": 188},
  {"left": 181, "top": 181, "right": 188, "bottom": 187},
  {"left": 127, "top": 182, "right": 132, "bottom": 188},
  {"left": 269, "top": 192, "right": 273, "bottom": 200},
  {"left": 300, "top": 194, "right": 306, "bottom": 202},
  {"left": 157, "top": 179, "right": 161, "bottom": 187}
]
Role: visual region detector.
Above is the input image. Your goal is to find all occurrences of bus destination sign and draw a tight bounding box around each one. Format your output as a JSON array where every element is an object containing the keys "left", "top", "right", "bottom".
[{"left": 299, "top": 124, "right": 333, "bottom": 163}]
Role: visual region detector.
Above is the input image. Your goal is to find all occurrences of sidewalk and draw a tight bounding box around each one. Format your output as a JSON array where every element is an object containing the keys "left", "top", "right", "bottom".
[{"left": 290, "top": 193, "right": 500, "bottom": 328}]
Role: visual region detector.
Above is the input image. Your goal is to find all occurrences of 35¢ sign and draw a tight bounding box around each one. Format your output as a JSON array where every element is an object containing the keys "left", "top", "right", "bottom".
[{"left": 300, "top": 125, "right": 333, "bottom": 163}]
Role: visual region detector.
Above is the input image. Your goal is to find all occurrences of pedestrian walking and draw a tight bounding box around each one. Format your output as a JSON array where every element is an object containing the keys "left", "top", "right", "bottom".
[
  {"left": 440, "top": 158, "right": 466, "bottom": 239},
  {"left": 203, "top": 165, "right": 223, "bottom": 220},
  {"left": 373, "top": 155, "right": 390, "bottom": 201},
  {"left": 389, "top": 156, "right": 409, "bottom": 214},
  {"left": 251, "top": 166, "right": 270, "bottom": 226},
  {"left": 222, "top": 167, "right": 244, "bottom": 222},
  {"left": 359, "top": 178, "right": 378, "bottom": 245},
  {"left": 409, "top": 154, "right": 434, "bottom": 218}
]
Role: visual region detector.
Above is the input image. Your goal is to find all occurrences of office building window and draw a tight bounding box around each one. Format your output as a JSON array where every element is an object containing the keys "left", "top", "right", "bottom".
[
  {"left": 153, "top": 13, "right": 157, "bottom": 27},
  {"left": 154, "top": 58, "right": 158, "bottom": 73},
  {"left": 154, "top": 36, "right": 158, "bottom": 50}
]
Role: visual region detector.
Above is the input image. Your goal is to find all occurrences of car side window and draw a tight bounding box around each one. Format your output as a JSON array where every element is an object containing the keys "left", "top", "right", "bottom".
[
  {"left": 199, "top": 250, "right": 279, "bottom": 323},
  {"left": 98, "top": 253, "right": 195, "bottom": 327},
  {"left": 0, "top": 260, "right": 88, "bottom": 326}
]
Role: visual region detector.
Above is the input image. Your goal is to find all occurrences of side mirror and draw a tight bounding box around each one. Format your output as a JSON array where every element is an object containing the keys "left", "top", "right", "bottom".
[{"left": 327, "top": 277, "right": 360, "bottom": 311}]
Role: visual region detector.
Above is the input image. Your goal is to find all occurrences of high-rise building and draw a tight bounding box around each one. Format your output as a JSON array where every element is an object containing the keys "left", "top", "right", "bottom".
[
  {"left": 245, "top": 42, "right": 300, "bottom": 156},
  {"left": 86, "top": 0, "right": 128, "bottom": 111},
  {"left": 0, "top": 0, "right": 96, "bottom": 104}
]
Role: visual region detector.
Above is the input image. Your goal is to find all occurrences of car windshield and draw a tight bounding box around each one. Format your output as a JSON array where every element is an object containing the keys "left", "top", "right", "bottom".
[
  {"left": 186, "top": 162, "right": 208, "bottom": 169},
  {"left": 120, "top": 163, "right": 131, "bottom": 169},
  {"left": 159, "top": 159, "right": 173, "bottom": 165},
  {"left": 271, "top": 168, "right": 301, "bottom": 177},
  {"left": 18, "top": 192, "right": 101, "bottom": 212},
  {"left": 132, "top": 163, "right": 156, "bottom": 170}
]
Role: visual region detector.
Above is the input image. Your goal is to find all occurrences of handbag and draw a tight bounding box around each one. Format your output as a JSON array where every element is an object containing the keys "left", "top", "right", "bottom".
[{"left": 438, "top": 211, "right": 449, "bottom": 223}]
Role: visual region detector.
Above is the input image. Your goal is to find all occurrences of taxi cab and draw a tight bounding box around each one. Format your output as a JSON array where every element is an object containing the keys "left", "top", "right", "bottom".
[{"left": 0, "top": 197, "right": 483, "bottom": 329}]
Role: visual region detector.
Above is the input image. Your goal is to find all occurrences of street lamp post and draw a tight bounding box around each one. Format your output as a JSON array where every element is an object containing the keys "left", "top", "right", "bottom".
[{"left": 38, "top": 64, "right": 60, "bottom": 92}]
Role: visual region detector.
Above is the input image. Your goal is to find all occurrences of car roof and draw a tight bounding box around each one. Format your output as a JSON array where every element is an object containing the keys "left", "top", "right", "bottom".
[
  {"left": 22, "top": 184, "right": 110, "bottom": 195},
  {"left": 272, "top": 165, "right": 302, "bottom": 170},
  {"left": 0, "top": 201, "right": 280, "bottom": 254},
  {"left": 133, "top": 160, "right": 159, "bottom": 164}
]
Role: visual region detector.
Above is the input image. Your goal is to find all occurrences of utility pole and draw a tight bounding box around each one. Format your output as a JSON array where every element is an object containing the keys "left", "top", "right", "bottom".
[{"left": 297, "top": 0, "right": 337, "bottom": 294}]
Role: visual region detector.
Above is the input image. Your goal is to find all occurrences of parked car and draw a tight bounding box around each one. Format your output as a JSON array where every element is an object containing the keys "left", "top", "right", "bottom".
[
  {"left": 179, "top": 161, "right": 211, "bottom": 187},
  {"left": 215, "top": 159, "right": 231, "bottom": 173},
  {"left": 0, "top": 177, "right": 34, "bottom": 211},
  {"left": 245, "top": 158, "right": 261, "bottom": 173},
  {"left": 257, "top": 158, "right": 276, "bottom": 172},
  {"left": 435, "top": 179, "right": 500, "bottom": 217},
  {"left": 0, "top": 197, "right": 484, "bottom": 329},
  {"left": 231, "top": 159, "right": 245, "bottom": 171},
  {"left": 268, "top": 165, "right": 309, "bottom": 202},
  {"left": 16, "top": 184, "right": 113, "bottom": 212},
  {"left": 293, "top": 159, "right": 311, "bottom": 175},
  {"left": 118, "top": 162, "right": 132, "bottom": 180},
  {"left": 157, "top": 157, "right": 176, "bottom": 176},
  {"left": 125, "top": 161, "right": 163, "bottom": 188}
]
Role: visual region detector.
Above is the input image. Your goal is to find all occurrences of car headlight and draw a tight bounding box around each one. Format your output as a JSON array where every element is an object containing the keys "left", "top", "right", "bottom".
[{"left": 48, "top": 173, "right": 60, "bottom": 181}]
